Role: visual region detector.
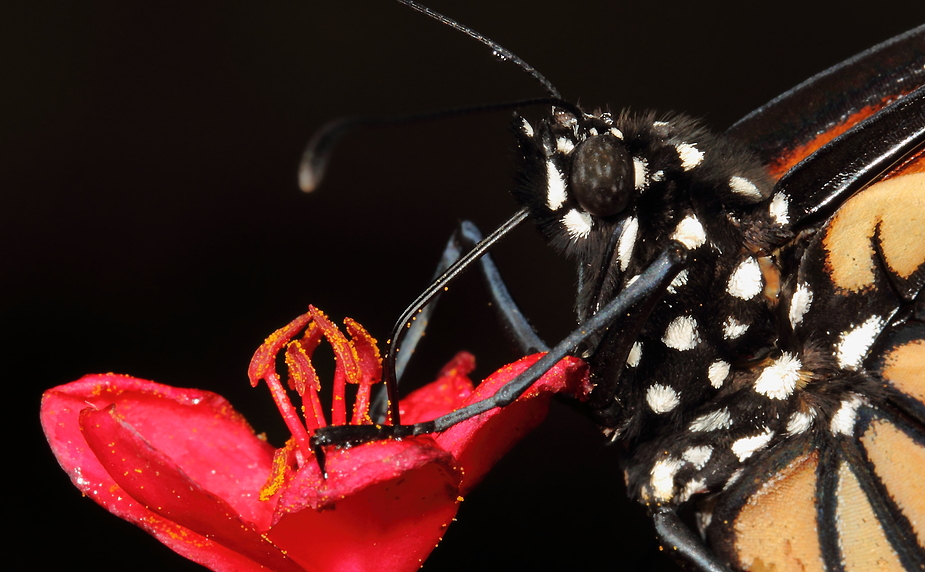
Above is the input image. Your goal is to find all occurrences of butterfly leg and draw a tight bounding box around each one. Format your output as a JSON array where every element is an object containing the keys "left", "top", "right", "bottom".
[
  {"left": 313, "top": 243, "right": 688, "bottom": 448},
  {"left": 653, "top": 509, "right": 731, "bottom": 572},
  {"left": 370, "top": 219, "right": 548, "bottom": 418}
]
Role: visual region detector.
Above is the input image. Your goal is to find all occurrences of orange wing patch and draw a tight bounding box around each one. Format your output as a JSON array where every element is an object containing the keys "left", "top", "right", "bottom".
[
  {"left": 767, "top": 93, "right": 913, "bottom": 180},
  {"left": 732, "top": 452, "right": 826, "bottom": 572},
  {"left": 835, "top": 460, "right": 907, "bottom": 571},
  {"left": 823, "top": 173, "right": 925, "bottom": 293}
]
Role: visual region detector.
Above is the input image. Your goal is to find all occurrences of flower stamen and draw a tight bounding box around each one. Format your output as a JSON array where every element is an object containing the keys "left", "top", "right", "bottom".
[{"left": 249, "top": 305, "right": 384, "bottom": 465}]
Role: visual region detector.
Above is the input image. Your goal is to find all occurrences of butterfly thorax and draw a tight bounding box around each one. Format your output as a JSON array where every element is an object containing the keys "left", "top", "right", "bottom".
[{"left": 513, "top": 108, "right": 820, "bottom": 506}]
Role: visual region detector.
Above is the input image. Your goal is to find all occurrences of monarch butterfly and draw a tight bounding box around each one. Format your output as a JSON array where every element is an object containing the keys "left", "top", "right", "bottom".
[
  {"left": 25, "top": 1, "right": 920, "bottom": 564},
  {"left": 304, "top": 4, "right": 925, "bottom": 572}
]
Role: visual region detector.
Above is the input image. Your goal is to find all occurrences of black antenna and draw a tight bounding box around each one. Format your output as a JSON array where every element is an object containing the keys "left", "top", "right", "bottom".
[
  {"left": 299, "top": 98, "right": 580, "bottom": 192},
  {"left": 396, "top": 0, "right": 561, "bottom": 99}
]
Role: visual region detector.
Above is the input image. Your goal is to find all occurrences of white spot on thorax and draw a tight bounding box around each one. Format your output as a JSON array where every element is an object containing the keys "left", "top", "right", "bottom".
[
  {"left": 662, "top": 315, "right": 701, "bottom": 350},
  {"left": 562, "top": 209, "right": 592, "bottom": 239},
  {"left": 679, "top": 478, "right": 708, "bottom": 503},
  {"left": 519, "top": 116, "right": 534, "bottom": 138},
  {"left": 676, "top": 142, "right": 704, "bottom": 170},
  {"left": 707, "top": 360, "right": 730, "bottom": 388},
  {"left": 556, "top": 137, "right": 575, "bottom": 154},
  {"left": 588, "top": 127, "right": 598, "bottom": 136},
  {"left": 633, "top": 157, "right": 648, "bottom": 190},
  {"left": 724, "top": 468, "right": 745, "bottom": 490},
  {"left": 617, "top": 217, "right": 639, "bottom": 271},
  {"left": 723, "top": 316, "right": 749, "bottom": 340},
  {"left": 689, "top": 407, "right": 732, "bottom": 432},
  {"left": 651, "top": 170, "right": 665, "bottom": 182},
  {"left": 671, "top": 215, "right": 707, "bottom": 249},
  {"left": 650, "top": 457, "right": 685, "bottom": 502},
  {"left": 666, "top": 269, "right": 689, "bottom": 294},
  {"left": 769, "top": 192, "right": 790, "bottom": 225},
  {"left": 610, "top": 127, "right": 623, "bottom": 139},
  {"left": 836, "top": 316, "right": 885, "bottom": 370},
  {"left": 682, "top": 445, "right": 713, "bottom": 470},
  {"left": 786, "top": 410, "right": 815, "bottom": 435},
  {"left": 754, "top": 352, "right": 802, "bottom": 399},
  {"left": 646, "top": 384, "right": 681, "bottom": 413},
  {"left": 731, "top": 427, "right": 774, "bottom": 461},
  {"left": 789, "top": 283, "right": 813, "bottom": 329},
  {"left": 830, "top": 394, "right": 866, "bottom": 436},
  {"left": 729, "top": 175, "right": 762, "bottom": 199},
  {"left": 727, "top": 257, "right": 763, "bottom": 300},
  {"left": 626, "top": 341, "right": 642, "bottom": 367},
  {"left": 545, "top": 160, "right": 567, "bottom": 211}
]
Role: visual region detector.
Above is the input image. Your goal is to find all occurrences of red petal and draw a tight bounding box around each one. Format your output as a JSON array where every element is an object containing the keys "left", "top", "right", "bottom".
[
  {"left": 41, "top": 374, "right": 297, "bottom": 572},
  {"left": 436, "top": 354, "right": 589, "bottom": 494},
  {"left": 399, "top": 351, "right": 476, "bottom": 424},
  {"left": 268, "top": 438, "right": 461, "bottom": 572},
  {"left": 80, "top": 405, "right": 307, "bottom": 572}
]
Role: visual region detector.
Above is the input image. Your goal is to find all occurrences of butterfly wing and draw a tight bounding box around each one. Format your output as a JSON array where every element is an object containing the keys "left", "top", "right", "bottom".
[
  {"left": 726, "top": 25, "right": 925, "bottom": 182},
  {"left": 703, "top": 137, "right": 925, "bottom": 570}
]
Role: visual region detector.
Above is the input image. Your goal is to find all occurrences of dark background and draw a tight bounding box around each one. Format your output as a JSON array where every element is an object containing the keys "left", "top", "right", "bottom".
[{"left": 5, "top": 2, "right": 916, "bottom": 571}]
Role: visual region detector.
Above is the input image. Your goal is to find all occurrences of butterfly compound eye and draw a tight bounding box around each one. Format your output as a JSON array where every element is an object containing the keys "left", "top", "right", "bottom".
[{"left": 570, "top": 134, "right": 634, "bottom": 218}]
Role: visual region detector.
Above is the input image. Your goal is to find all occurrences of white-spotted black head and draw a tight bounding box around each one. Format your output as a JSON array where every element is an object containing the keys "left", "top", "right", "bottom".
[{"left": 513, "top": 106, "right": 791, "bottom": 441}]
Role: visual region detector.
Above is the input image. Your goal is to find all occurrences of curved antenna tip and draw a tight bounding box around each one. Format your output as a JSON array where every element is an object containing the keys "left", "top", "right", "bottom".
[{"left": 298, "top": 161, "right": 320, "bottom": 193}]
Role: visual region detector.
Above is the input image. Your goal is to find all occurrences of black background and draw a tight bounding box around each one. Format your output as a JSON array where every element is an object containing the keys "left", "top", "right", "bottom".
[{"left": 5, "top": 2, "right": 916, "bottom": 571}]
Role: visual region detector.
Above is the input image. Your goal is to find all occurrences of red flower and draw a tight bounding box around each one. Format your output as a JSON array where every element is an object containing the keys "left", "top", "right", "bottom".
[{"left": 42, "top": 306, "right": 589, "bottom": 572}]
